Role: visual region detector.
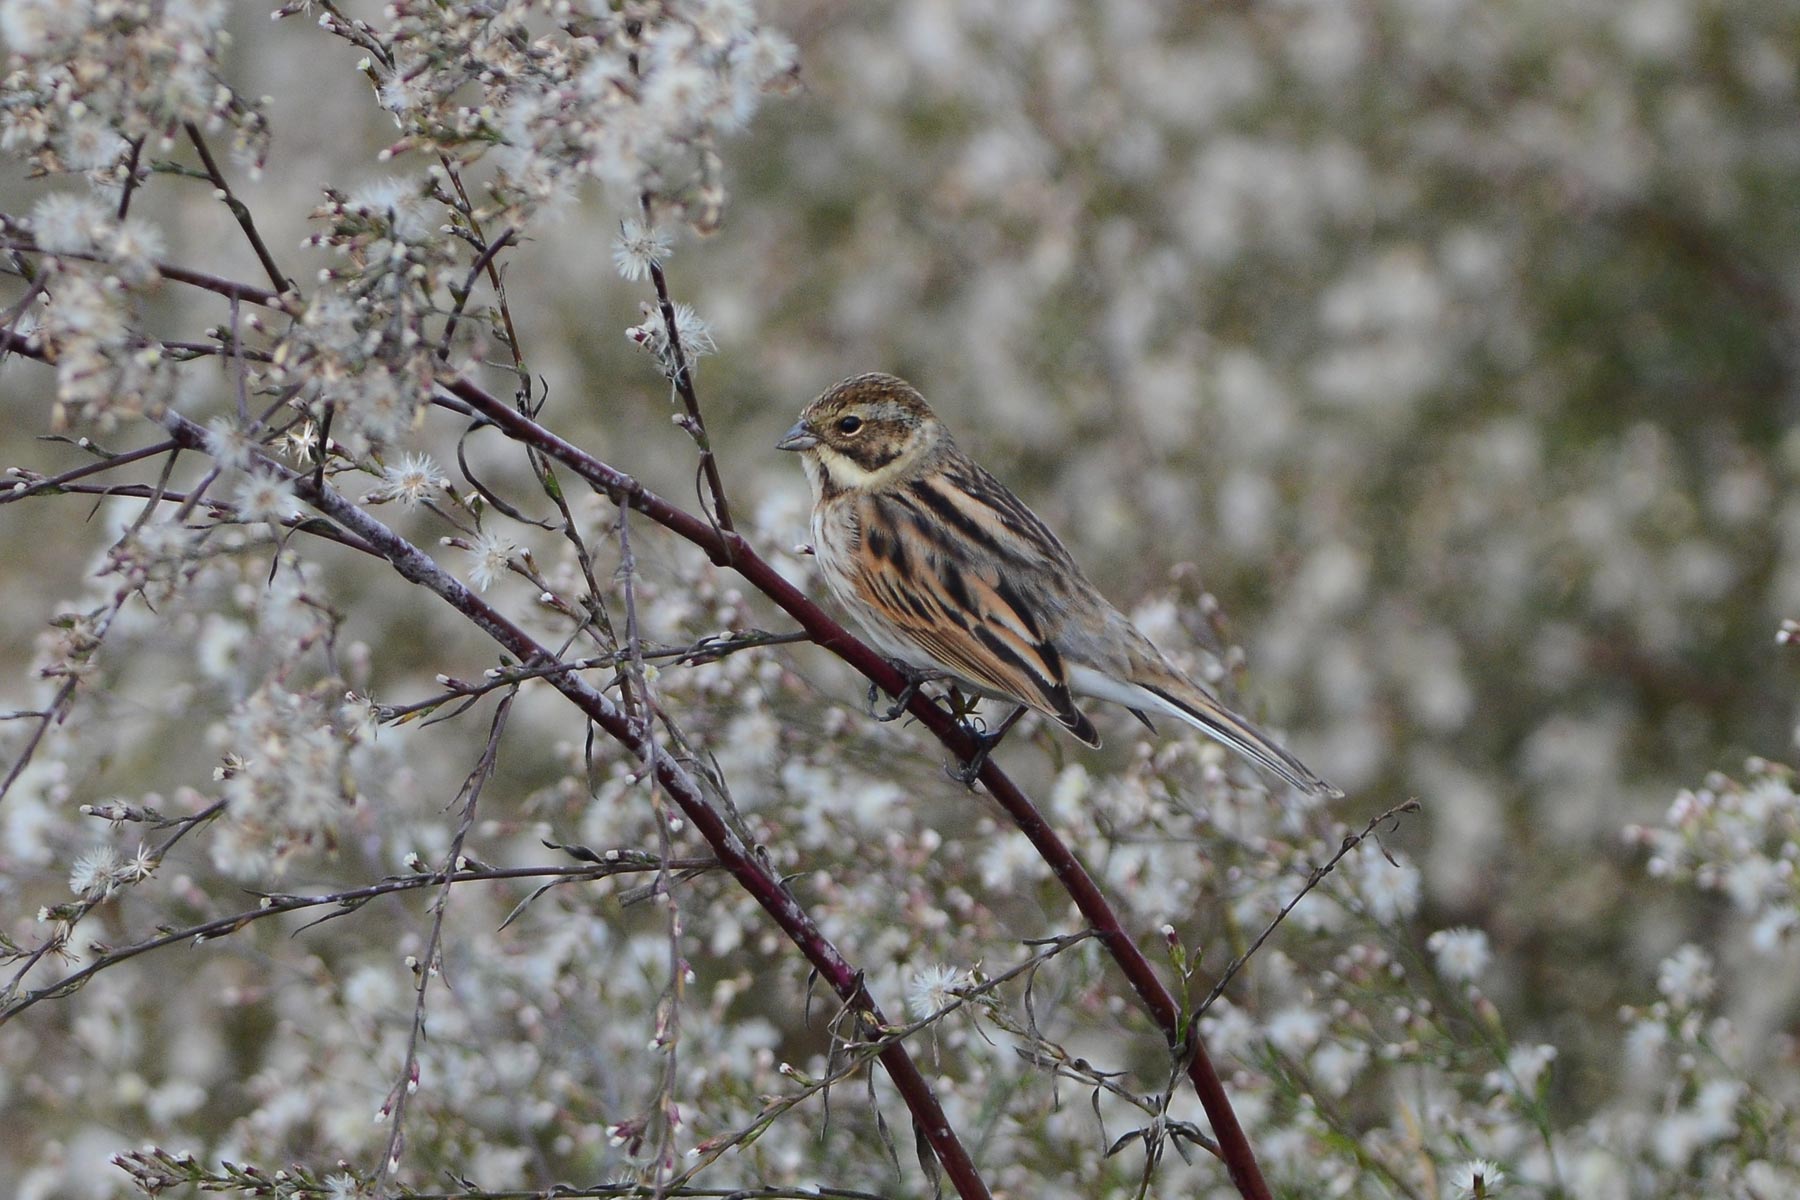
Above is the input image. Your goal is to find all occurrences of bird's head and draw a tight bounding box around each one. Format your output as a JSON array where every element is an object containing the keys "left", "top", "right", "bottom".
[{"left": 776, "top": 373, "right": 947, "bottom": 492}]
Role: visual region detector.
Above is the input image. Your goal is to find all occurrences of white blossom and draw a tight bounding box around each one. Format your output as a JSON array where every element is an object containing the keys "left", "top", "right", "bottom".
[
  {"left": 1487, "top": 1043, "right": 1557, "bottom": 1097},
  {"left": 322, "top": 1171, "right": 369, "bottom": 1200},
  {"left": 346, "top": 177, "right": 432, "bottom": 242},
  {"left": 107, "top": 216, "right": 164, "bottom": 283},
  {"left": 67, "top": 844, "right": 119, "bottom": 897},
  {"left": 1448, "top": 1159, "right": 1505, "bottom": 1197},
  {"left": 1655, "top": 944, "right": 1714, "bottom": 1008},
  {"left": 368, "top": 452, "right": 447, "bottom": 511},
  {"left": 30, "top": 191, "right": 112, "bottom": 255},
  {"left": 1199, "top": 1000, "right": 1259, "bottom": 1059},
  {"left": 0, "top": 0, "right": 91, "bottom": 59},
  {"left": 1427, "top": 927, "right": 1492, "bottom": 981},
  {"left": 905, "top": 963, "right": 969, "bottom": 1019},
  {"left": 612, "top": 217, "right": 673, "bottom": 282},
  {"left": 466, "top": 530, "right": 518, "bottom": 592},
  {"left": 56, "top": 113, "right": 127, "bottom": 171},
  {"left": 1349, "top": 847, "right": 1422, "bottom": 922},
  {"left": 204, "top": 417, "right": 259, "bottom": 472},
  {"left": 233, "top": 469, "right": 302, "bottom": 525},
  {"left": 1311, "top": 1040, "right": 1368, "bottom": 1097},
  {"left": 1265, "top": 1005, "right": 1325, "bottom": 1057}
]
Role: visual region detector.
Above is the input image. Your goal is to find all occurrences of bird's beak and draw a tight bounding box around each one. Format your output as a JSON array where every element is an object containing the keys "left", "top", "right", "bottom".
[{"left": 776, "top": 421, "right": 819, "bottom": 452}]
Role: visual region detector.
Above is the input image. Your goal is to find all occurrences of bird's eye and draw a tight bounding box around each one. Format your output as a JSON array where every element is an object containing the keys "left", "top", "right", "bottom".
[{"left": 836, "top": 415, "right": 864, "bottom": 435}]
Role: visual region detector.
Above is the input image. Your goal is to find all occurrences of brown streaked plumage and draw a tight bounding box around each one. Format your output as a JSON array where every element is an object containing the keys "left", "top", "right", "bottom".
[{"left": 778, "top": 372, "right": 1341, "bottom": 798}]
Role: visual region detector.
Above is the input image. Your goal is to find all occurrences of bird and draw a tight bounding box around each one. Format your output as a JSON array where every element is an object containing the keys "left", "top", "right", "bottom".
[{"left": 777, "top": 372, "right": 1341, "bottom": 798}]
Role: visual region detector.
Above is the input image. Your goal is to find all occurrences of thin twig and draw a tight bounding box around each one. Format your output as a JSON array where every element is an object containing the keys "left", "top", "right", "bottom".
[
  {"left": 441, "top": 162, "right": 527, "bottom": 391},
  {"left": 0, "top": 437, "right": 179, "bottom": 503},
  {"left": 115, "top": 136, "right": 147, "bottom": 220},
  {"left": 647, "top": 250, "right": 734, "bottom": 534},
  {"left": 157, "top": 338, "right": 274, "bottom": 362},
  {"left": 1194, "top": 799, "right": 1422, "bottom": 1020},
  {"left": 1, "top": 800, "right": 225, "bottom": 1006},
  {"left": 156, "top": 261, "right": 288, "bottom": 308},
  {"left": 378, "top": 692, "right": 516, "bottom": 1185},
  {"left": 0, "top": 233, "right": 287, "bottom": 308},
  {"left": 109, "top": 1151, "right": 900, "bottom": 1200},
  {"left": 372, "top": 631, "right": 811, "bottom": 723},
  {"left": 436, "top": 225, "right": 516, "bottom": 363},
  {"left": 0, "top": 589, "right": 131, "bottom": 808},
  {"left": 670, "top": 932, "right": 1096, "bottom": 1187},
  {"left": 0, "top": 856, "right": 704, "bottom": 1025},
  {"left": 184, "top": 123, "right": 293, "bottom": 295},
  {"left": 7, "top": 479, "right": 382, "bottom": 557},
  {"left": 614, "top": 500, "right": 689, "bottom": 1194}
]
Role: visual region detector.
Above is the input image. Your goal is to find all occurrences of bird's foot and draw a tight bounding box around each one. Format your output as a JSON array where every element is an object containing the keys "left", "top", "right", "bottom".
[
  {"left": 950, "top": 704, "right": 1027, "bottom": 788},
  {"left": 867, "top": 662, "right": 939, "bottom": 722}
]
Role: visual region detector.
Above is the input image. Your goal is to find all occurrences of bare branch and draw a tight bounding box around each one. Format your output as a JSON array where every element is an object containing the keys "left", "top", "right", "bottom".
[
  {"left": 378, "top": 692, "right": 515, "bottom": 1183},
  {"left": 184, "top": 123, "right": 294, "bottom": 295},
  {"left": 646, "top": 247, "right": 734, "bottom": 534},
  {"left": 1195, "top": 799, "right": 1424, "bottom": 1020},
  {"left": 0, "top": 857, "right": 704, "bottom": 1025}
]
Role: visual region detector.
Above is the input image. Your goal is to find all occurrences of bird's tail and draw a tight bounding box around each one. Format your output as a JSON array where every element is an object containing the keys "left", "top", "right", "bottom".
[
  {"left": 1145, "top": 678, "right": 1341, "bottom": 798},
  {"left": 1159, "top": 690, "right": 1346, "bottom": 802},
  {"left": 1070, "top": 660, "right": 1341, "bottom": 798}
]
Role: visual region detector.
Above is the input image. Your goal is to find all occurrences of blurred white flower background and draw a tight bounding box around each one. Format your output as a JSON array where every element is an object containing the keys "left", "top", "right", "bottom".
[{"left": 1, "top": 1, "right": 1798, "bottom": 1198}]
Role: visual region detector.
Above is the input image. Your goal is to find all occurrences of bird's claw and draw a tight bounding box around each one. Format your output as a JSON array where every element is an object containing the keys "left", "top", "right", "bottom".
[
  {"left": 949, "top": 727, "right": 1006, "bottom": 788},
  {"left": 868, "top": 679, "right": 917, "bottom": 722},
  {"left": 868, "top": 663, "right": 934, "bottom": 722},
  {"left": 948, "top": 704, "right": 1027, "bottom": 789}
]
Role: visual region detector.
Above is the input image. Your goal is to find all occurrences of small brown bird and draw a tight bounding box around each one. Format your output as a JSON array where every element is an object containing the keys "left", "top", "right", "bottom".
[{"left": 778, "top": 373, "right": 1341, "bottom": 798}]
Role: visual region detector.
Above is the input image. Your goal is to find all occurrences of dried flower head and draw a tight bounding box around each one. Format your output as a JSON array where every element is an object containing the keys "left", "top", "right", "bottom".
[{"left": 612, "top": 217, "right": 674, "bottom": 282}]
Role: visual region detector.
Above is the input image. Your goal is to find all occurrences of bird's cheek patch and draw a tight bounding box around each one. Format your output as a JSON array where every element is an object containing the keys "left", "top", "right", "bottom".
[{"left": 816, "top": 443, "right": 912, "bottom": 490}]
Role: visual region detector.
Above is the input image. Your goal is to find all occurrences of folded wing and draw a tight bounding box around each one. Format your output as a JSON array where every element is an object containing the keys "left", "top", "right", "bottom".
[{"left": 856, "top": 484, "right": 1101, "bottom": 747}]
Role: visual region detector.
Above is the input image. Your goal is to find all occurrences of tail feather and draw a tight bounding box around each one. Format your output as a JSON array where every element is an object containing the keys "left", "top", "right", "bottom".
[
  {"left": 1141, "top": 683, "right": 1342, "bottom": 799},
  {"left": 1066, "top": 663, "right": 1340, "bottom": 798}
]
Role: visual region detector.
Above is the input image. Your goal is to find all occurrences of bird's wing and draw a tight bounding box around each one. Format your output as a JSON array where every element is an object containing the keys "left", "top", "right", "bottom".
[{"left": 857, "top": 477, "right": 1100, "bottom": 747}]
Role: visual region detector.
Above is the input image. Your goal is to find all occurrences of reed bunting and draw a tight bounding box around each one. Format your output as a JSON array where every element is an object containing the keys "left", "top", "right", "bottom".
[{"left": 778, "top": 373, "right": 1341, "bottom": 798}]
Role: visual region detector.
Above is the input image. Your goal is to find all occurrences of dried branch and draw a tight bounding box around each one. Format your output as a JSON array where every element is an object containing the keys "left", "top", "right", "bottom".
[
  {"left": 0, "top": 233, "right": 289, "bottom": 309},
  {"left": 115, "top": 136, "right": 147, "bottom": 220},
  {"left": 672, "top": 931, "right": 1095, "bottom": 1186},
  {"left": 0, "top": 589, "right": 128, "bottom": 807},
  {"left": 1, "top": 800, "right": 225, "bottom": 1011},
  {"left": 0, "top": 437, "right": 179, "bottom": 503},
  {"left": 184, "top": 123, "right": 293, "bottom": 295},
  {"left": 373, "top": 630, "right": 811, "bottom": 724},
  {"left": 113, "top": 1147, "right": 899, "bottom": 1200},
  {"left": 0, "top": 857, "right": 704, "bottom": 1025},
  {"left": 436, "top": 225, "right": 516, "bottom": 364},
  {"left": 646, "top": 250, "right": 733, "bottom": 535},
  {"left": 379, "top": 692, "right": 515, "bottom": 1184},
  {"left": 1195, "top": 799, "right": 1422, "bottom": 1020}
]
